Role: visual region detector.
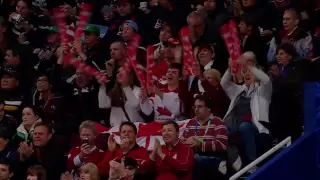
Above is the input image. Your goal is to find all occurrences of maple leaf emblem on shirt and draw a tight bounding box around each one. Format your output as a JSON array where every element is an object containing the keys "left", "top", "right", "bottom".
[{"left": 156, "top": 107, "right": 172, "bottom": 116}]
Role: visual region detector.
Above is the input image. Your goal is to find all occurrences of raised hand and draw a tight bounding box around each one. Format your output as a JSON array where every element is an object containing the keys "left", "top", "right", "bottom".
[{"left": 108, "top": 134, "right": 117, "bottom": 152}]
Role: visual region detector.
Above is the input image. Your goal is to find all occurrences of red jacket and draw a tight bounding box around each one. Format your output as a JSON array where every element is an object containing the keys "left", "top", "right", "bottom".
[
  {"left": 153, "top": 142, "right": 194, "bottom": 180},
  {"left": 97, "top": 144, "right": 151, "bottom": 176},
  {"left": 67, "top": 146, "right": 105, "bottom": 169}
]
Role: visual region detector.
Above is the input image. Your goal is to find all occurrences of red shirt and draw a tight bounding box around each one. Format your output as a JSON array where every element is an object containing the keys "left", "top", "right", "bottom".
[
  {"left": 97, "top": 144, "right": 151, "bottom": 176},
  {"left": 67, "top": 146, "right": 104, "bottom": 169},
  {"left": 153, "top": 142, "right": 194, "bottom": 180}
]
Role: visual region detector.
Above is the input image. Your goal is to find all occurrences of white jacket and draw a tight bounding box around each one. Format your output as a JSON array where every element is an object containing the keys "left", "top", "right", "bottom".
[
  {"left": 220, "top": 67, "right": 272, "bottom": 134},
  {"left": 140, "top": 90, "right": 184, "bottom": 122},
  {"left": 98, "top": 85, "right": 145, "bottom": 127}
]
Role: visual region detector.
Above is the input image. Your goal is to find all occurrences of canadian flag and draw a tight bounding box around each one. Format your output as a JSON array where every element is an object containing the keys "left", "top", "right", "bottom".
[{"left": 97, "top": 120, "right": 191, "bottom": 151}]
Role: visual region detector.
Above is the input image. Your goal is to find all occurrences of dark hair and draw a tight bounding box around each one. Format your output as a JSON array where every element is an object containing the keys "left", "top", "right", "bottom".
[
  {"left": 276, "top": 43, "right": 297, "bottom": 59},
  {"left": 194, "top": 95, "right": 214, "bottom": 113},
  {"left": 120, "top": 121, "right": 137, "bottom": 135},
  {"left": 123, "top": 157, "right": 139, "bottom": 171},
  {"left": 0, "top": 127, "right": 11, "bottom": 141},
  {"left": 27, "top": 165, "right": 46, "bottom": 180},
  {"left": 0, "top": 158, "right": 14, "bottom": 173},
  {"left": 17, "top": 0, "right": 32, "bottom": 9},
  {"left": 34, "top": 121, "right": 53, "bottom": 134},
  {"left": 162, "top": 121, "right": 179, "bottom": 132},
  {"left": 161, "top": 21, "right": 179, "bottom": 39},
  {"left": 23, "top": 105, "right": 43, "bottom": 119},
  {"left": 6, "top": 47, "right": 20, "bottom": 57},
  {"left": 168, "top": 62, "right": 183, "bottom": 77}
]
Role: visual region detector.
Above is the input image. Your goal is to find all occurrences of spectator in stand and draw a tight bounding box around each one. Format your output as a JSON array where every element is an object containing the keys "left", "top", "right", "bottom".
[
  {"left": 67, "top": 121, "right": 104, "bottom": 175},
  {"left": 140, "top": 63, "right": 185, "bottom": 122},
  {"left": 188, "top": 43, "right": 227, "bottom": 94},
  {"left": 109, "top": 157, "right": 139, "bottom": 180},
  {"left": 152, "top": 22, "right": 180, "bottom": 62},
  {"left": 98, "top": 122, "right": 151, "bottom": 177},
  {"left": 202, "top": 0, "right": 228, "bottom": 28},
  {"left": 269, "top": 43, "right": 303, "bottom": 141},
  {"left": 3, "top": 47, "right": 35, "bottom": 93},
  {"left": 0, "top": 158, "right": 14, "bottom": 180},
  {"left": 0, "top": 101, "right": 16, "bottom": 137},
  {"left": 32, "top": 26, "right": 60, "bottom": 74},
  {"left": 221, "top": 56, "right": 272, "bottom": 164},
  {"left": 183, "top": 95, "right": 228, "bottom": 180},
  {"left": 98, "top": 68, "right": 143, "bottom": 127},
  {"left": 0, "top": 128, "right": 19, "bottom": 162},
  {"left": 8, "top": 0, "right": 37, "bottom": 46},
  {"left": 150, "top": 121, "right": 194, "bottom": 180},
  {"left": 26, "top": 165, "right": 46, "bottom": 180},
  {"left": 75, "top": 25, "right": 108, "bottom": 70},
  {"left": 0, "top": 68, "right": 24, "bottom": 120},
  {"left": 105, "top": 40, "right": 127, "bottom": 89},
  {"left": 18, "top": 122, "right": 66, "bottom": 180},
  {"left": 182, "top": 65, "right": 230, "bottom": 119},
  {"left": 102, "top": 0, "right": 136, "bottom": 46},
  {"left": 62, "top": 162, "right": 100, "bottom": 180},
  {"left": 238, "top": 14, "right": 266, "bottom": 69},
  {"left": 53, "top": 49, "right": 103, "bottom": 127},
  {"left": 0, "top": 17, "right": 12, "bottom": 62},
  {"left": 120, "top": 20, "right": 146, "bottom": 66},
  {"left": 146, "top": 0, "right": 191, "bottom": 45},
  {"left": 268, "top": 8, "right": 313, "bottom": 61},
  {"left": 152, "top": 39, "right": 182, "bottom": 87},
  {"left": 12, "top": 106, "right": 42, "bottom": 149},
  {"left": 32, "top": 73, "right": 69, "bottom": 134}
]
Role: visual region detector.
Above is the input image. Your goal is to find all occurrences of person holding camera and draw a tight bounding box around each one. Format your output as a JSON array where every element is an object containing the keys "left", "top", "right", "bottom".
[{"left": 67, "top": 121, "right": 105, "bottom": 172}]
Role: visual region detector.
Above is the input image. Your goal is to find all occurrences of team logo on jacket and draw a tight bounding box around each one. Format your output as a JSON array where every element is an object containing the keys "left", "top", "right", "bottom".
[
  {"left": 172, "top": 154, "right": 177, "bottom": 159},
  {"left": 154, "top": 19, "right": 164, "bottom": 29}
]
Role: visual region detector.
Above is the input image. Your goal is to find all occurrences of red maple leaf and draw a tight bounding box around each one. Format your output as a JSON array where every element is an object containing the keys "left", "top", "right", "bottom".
[{"left": 157, "top": 107, "right": 172, "bottom": 116}]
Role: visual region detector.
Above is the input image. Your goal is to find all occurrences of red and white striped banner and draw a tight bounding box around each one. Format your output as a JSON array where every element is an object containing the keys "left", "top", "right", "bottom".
[
  {"left": 180, "top": 27, "right": 200, "bottom": 76},
  {"left": 220, "top": 20, "right": 243, "bottom": 75},
  {"left": 125, "top": 34, "right": 147, "bottom": 89},
  {"left": 146, "top": 45, "right": 155, "bottom": 89}
]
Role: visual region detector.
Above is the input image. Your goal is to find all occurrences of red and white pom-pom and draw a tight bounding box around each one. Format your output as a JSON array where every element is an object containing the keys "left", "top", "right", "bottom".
[
  {"left": 146, "top": 45, "right": 155, "bottom": 89},
  {"left": 180, "top": 27, "right": 200, "bottom": 76}
]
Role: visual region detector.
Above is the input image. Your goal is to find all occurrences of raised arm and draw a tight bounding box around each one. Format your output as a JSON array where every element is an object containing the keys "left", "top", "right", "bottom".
[{"left": 98, "top": 85, "right": 111, "bottom": 108}]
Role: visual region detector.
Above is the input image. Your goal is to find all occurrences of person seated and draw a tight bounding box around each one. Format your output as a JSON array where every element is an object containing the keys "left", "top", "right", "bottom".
[
  {"left": 182, "top": 95, "right": 228, "bottom": 179},
  {"left": 12, "top": 106, "right": 42, "bottom": 149},
  {"left": 109, "top": 157, "right": 139, "bottom": 180},
  {"left": 61, "top": 163, "right": 100, "bottom": 180},
  {"left": 183, "top": 65, "right": 230, "bottom": 119},
  {"left": 140, "top": 63, "right": 185, "bottom": 122},
  {"left": 67, "top": 121, "right": 105, "bottom": 174},
  {"left": 18, "top": 122, "right": 66, "bottom": 180},
  {"left": 98, "top": 68, "right": 145, "bottom": 127},
  {"left": 98, "top": 122, "right": 151, "bottom": 177},
  {"left": 150, "top": 121, "right": 194, "bottom": 180},
  {"left": 26, "top": 165, "right": 46, "bottom": 180},
  {"left": 221, "top": 56, "right": 272, "bottom": 165}
]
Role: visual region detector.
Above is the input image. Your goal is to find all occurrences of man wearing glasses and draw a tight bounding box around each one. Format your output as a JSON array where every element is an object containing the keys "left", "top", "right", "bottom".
[{"left": 182, "top": 95, "right": 228, "bottom": 180}]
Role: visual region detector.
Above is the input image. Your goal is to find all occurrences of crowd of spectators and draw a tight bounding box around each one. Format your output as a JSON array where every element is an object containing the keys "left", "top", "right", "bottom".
[{"left": 0, "top": 0, "right": 319, "bottom": 179}]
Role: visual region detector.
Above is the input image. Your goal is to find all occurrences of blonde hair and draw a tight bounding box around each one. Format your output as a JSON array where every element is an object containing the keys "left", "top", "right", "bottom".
[
  {"left": 203, "top": 69, "right": 221, "bottom": 82},
  {"left": 80, "top": 163, "right": 100, "bottom": 180}
]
